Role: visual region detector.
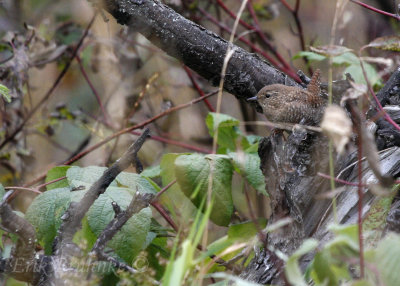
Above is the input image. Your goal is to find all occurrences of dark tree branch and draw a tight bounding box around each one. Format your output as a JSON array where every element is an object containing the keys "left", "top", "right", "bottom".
[
  {"left": 53, "top": 128, "right": 150, "bottom": 256},
  {"left": 99, "top": 0, "right": 299, "bottom": 109},
  {"left": 0, "top": 191, "right": 38, "bottom": 283},
  {"left": 371, "top": 67, "right": 400, "bottom": 149}
]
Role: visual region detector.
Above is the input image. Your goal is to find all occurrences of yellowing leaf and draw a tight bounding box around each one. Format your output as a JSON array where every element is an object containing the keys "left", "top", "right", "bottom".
[
  {"left": 310, "top": 45, "right": 353, "bottom": 57},
  {"left": 365, "top": 36, "right": 400, "bottom": 52}
]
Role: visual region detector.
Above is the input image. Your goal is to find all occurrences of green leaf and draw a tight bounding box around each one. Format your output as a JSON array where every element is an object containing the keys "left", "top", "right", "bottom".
[
  {"left": 206, "top": 113, "right": 240, "bottom": 153},
  {"left": 110, "top": 207, "right": 152, "bottom": 264},
  {"left": 0, "top": 42, "right": 13, "bottom": 64},
  {"left": 292, "top": 51, "right": 326, "bottom": 62},
  {"left": 115, "top": 173, "right": 157, "bottom": 194},
  {"left": 312, "top": 252, "right": 338, "bottom": 285},
  {"left": 67, "top": 166, "right": 157, "bottom": 194},
  {"left": 363, "top": 186, "right": 397, "bottom": 246},
  {"left": 174, "top": 154, "right": 233, "bottom": 226},
  {"left": 375, "top": 233, "right": 400, "bottom": 286},
  {"left": 209, "top": 273, "right": 263, "bottom": 285},
  {"left": 45, "top": 166, "right": 71, "bottom": 190},
  {"left": 285, "top": 239, "right": 318, "bottom": 286},
  {"left": 160, "top": 153, "right": 198, "bottom": 225},
  {"left": 229, "top": 152, "right": 267, "bottom": 196},
  {"left": 141, "top": 165, "right": 161, "bottom": 178},
  {"left": 228, "top": 219, "right": 267, "bottom": 241},
  {"left": 80, "top": 217, "right": 98, "bottom": 250},
  {"left": 332, "top": 52, "right": 381, "bottom": 86},
  {"left": 67, "top": 166, "right": 113, "bottom": 188},
  {"left": 0, "top": 84, "right": 11, "bottom": 103},
  {"left": 344, "top": 62, "right": 381, "bottom": 86},
  {"left": 326, "top": 224, "right": 359, "bottom": 257},
  {"left": 28, "top": 166, "right": 155, "bottom": 260},
  {"left": 147, "top": 236, "right": 168, "bottom": 280},
  {"left": 25, "top": 187, "right": 72, "bottom": 253},
  {"left": 241, "top": 135, "right": 261, "bottom": 152},
  {"left": 87, "top": 188, "right": 152, "bottom": 264},
  {"left": 54, "top": 23, "right": 83, "bottom": 45},
  {"left": 365, "top": 36, "right": 400, "bottom": 52},
  {"left": 332, "top": 52, "right": 359, "bottom": 65}
]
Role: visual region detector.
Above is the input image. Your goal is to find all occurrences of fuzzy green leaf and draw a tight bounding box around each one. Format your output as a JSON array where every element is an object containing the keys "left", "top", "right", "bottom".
[
  {"left": 206, "top": 113, "right": 240, "bottom": 152},
  {"left": 174, "top": 154, "right": 233, "bottom": 226},
  {"left": 87, "top": 188, "right": 152, "bottom": 264},
  {"left": 286, "top": 239, "right": 318, "bottom": 286},
  {"left": 45, "top": 166, "right": 71, "bottom": 190},
  {"left": 25, "top": 188, "right": 72, "bottom": 253},
  {"left": 229, "top": 152, "right": 267, "bottom": 196},
  {"left": 292, "top": 51, "right": 326, "bottom": 62},
  {"left": 0, "top": 84, "right": 11, "bottom": 103},
  {"left": 366, "top": 36, "right": 400, "bottom": 52},
  {"left": 376, "top": 233, "right": 400, "bottom": 286}
]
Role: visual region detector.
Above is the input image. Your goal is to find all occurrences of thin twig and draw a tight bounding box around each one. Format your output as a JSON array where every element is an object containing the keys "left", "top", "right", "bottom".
[
  {"left": 22, "top": 90, "right": 218, "bottom": 189},
  {"left": 63, "top": 90, "right": 218, "bottom": 165}
]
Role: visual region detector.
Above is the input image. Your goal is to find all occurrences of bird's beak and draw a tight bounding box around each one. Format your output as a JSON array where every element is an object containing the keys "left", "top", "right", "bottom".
[{"left": 247, "top": 96, "right": 258, "bottom": 102}]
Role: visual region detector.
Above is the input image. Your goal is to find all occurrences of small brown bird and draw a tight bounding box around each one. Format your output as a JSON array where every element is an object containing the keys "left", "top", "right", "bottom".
[{"left": 248, "top": 69, "right": 326, "bottom": 125}]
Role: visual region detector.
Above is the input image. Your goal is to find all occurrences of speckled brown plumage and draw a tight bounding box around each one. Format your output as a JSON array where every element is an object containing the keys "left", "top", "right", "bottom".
[{"left": 250, "top": 69, "right": 326, "bottom": 125}]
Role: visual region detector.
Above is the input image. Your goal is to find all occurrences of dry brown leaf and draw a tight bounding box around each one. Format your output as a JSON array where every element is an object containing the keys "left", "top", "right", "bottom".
[{"left": 321, "top": 105, "right": 352, "bottom": 154}]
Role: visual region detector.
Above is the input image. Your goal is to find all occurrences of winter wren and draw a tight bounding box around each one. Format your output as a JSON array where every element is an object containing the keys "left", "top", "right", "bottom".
[{"left": 248, "top": 69, "right": 325, "bottom": 125}]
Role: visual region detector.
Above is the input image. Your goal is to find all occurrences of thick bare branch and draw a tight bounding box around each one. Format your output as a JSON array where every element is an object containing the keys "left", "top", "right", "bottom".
[{"left": 99, "top": 0, "right": 299, "bottom": 107}]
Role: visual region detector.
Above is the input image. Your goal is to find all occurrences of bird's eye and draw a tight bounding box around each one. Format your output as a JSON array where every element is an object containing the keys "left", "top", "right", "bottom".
[{"left": 265, "top": 93, "right": 272, "bottom": 98}]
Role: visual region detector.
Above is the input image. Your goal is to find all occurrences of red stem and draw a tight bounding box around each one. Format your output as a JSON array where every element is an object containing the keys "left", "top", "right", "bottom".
[
  {"left": 76, "top": 55, "right": 110, "bottom": 125},
  {"left": 4, "top": 186, "right": 41, "bottom": 194},
  {"left": 317, "top": 172, "right": 367, "bottom": 187},
  {"left": 215, "top": 0, "right": 292, "bottom": 71},
  {"left": 183, "top": 66, "right": 215, "bottom": 112},
  {"left": 278, "top": 0, "right": 311, "bottom": 73},
  {"left": 151, "top": 201, "right": 178, "bottom": 231},
  {"left": 198, "top": 7, "right": 300, "bottom": 81},
  {"left": 64, "top": 90, "right": 217, "bottom": 165},
  {"left": 36, "top": 176, "right": 67, "bottom": 191},
  {"left": 279, "top": 0, "right": 293, "bottom": 12},
  {"left": 349, "top": 0, "right": 400, "bottom": 21},
  {"left": 245, "top": 0, "right": 292, "bottom": 70},
  {"left": 153, "top": 179, "right": 177, "bottom": 201},
  {"left": 130, "top": 130, "right": 212, "bottom": 154}
]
